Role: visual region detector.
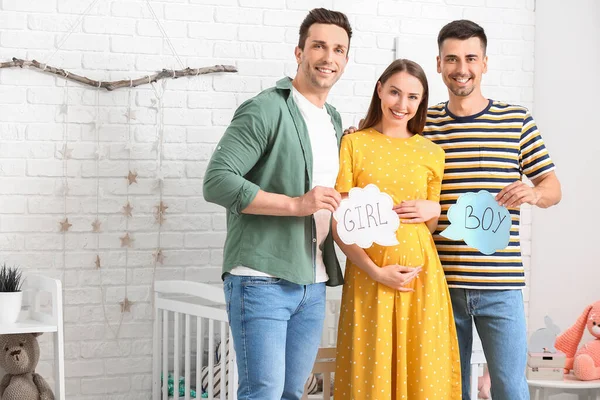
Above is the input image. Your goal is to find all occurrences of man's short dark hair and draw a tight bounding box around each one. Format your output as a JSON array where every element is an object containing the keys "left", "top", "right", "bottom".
[
  {"left": 437, "top": 20, "right": 487, "bottom": 54},
  {"left": 298, "top": 8, "right": 352, "bottom": 51}
]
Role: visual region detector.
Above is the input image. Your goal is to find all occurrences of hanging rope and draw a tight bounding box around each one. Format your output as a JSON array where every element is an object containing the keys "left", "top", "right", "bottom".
[
  {"left": 42, "top": 0, "right": 102, "bottom": 70},
  {"left": 145, "top": 0, "right": 186, "bottom": 70}
]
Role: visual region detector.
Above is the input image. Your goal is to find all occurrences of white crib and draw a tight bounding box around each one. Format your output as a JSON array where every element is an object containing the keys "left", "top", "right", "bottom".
[
  {"left": 152, "top": 281, "right": 485, "bottom": 399},
  {"left": 152, "top": 280, "right": 237, "bottom": 400},
  {"left": 152, "top": 281, "right": 341, "bottom": 400}
]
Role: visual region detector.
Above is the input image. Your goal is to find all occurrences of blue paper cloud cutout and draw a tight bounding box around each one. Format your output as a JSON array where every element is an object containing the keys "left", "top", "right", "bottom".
[{"left": 439, "top": 190, "right": 511, "bottom": 255}]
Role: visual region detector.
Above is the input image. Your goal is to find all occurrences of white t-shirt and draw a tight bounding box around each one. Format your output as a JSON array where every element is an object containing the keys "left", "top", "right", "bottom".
[{"left": 230, "top": 87, "right": 339, "bottom": 283}]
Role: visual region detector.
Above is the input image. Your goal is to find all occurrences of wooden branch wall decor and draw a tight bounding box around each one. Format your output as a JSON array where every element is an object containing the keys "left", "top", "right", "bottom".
[{"left": 0, "top": 58, "right": 237, "bottom": 91}]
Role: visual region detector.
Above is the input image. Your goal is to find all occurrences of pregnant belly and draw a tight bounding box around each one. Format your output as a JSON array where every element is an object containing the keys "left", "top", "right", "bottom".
[{"left": 365, "top": 223, "right": 432, "bottom": 268}]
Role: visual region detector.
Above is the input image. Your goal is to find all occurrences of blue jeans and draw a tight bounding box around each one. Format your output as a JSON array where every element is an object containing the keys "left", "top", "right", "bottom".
[
  {"left": 450, "top": 289, "right": 529, "bottom": 400},
  {"left": 223, "top": 274, "right": 326, "bottom": 400}
]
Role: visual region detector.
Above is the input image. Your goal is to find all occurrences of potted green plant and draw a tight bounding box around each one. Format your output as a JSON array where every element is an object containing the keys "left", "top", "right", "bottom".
[{"left": 0, "top": 264, "right": 23, "bottom": 324}]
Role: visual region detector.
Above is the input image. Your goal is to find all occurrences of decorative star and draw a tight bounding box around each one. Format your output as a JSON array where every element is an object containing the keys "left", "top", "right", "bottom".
[
  {"left": 123, "top": 109, "right": 137, "bottom": 121},
  {"left": 153, "top": 248, "right": 165, "bottom": 264},
  {"left": 94, "top": 145, "right": 106, "bottom": 160},
  {"left": 152, "top": 171, "right": 165, "bottom": 190},
  {"left": 119, "top": 297, "right": 133, "bottom": 313},
  {"left": 154, "top": 201, "right": 168, "bottom": 224},
  {"left": 157, "top": 201, "right": 168, "bottom": 214},
  {"left": 91, "top": 219, "right": 102, "bottom": 233},
  {"left": 122, "top": 201, "right": 133, "bottom": 217},
  {"left": 94, "top": 255, "right": 101, "bottom": 269},
  {"left": 58, "top": 104, "right": 68, "bottom": 116},
  {"left": 127, "top": 170, "right": 138, "bottom": 185},
  {"left": 58, "top": 144, "right": 73, "bottom": 160},
  {"left": 59, "top": 218, "right": 72, "bottom": 232},
  {"left": 120, "top": 232, "right": 133, "bottom": 248}
]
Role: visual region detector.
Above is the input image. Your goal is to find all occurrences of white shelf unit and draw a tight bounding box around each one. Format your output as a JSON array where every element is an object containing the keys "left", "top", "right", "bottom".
[{"left": 0, "top": 274, "right": 65, "bottom": 400}]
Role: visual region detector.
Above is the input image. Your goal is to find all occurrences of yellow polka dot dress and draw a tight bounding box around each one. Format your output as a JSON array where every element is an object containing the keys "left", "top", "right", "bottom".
[{"left": 334, "top": 129, "right": 461, "bottom": 400}]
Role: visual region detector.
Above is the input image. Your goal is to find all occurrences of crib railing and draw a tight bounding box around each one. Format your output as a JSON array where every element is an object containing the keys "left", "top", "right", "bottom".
[{"left": 153, "top": 281, "right": 237, "bottom": 400}]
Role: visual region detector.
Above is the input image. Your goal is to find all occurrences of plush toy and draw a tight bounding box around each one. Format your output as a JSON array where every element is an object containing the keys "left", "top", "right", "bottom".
[
  {"left": 477, "top": 365, "right": 491, "bottom": 399},
  {"left": 0, "top": 333, "right": 55, "bottom": 400},
  {"left": 554, "top": 300, "right": 600, "bottom": 381}
]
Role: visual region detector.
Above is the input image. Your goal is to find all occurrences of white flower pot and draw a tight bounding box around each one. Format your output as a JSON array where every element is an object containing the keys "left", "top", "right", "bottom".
[{"left": 0, "top": 291, "right": 23, "bottom": 324}]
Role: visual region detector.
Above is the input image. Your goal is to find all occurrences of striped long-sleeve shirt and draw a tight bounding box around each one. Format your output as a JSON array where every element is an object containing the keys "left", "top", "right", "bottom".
[{"left": 422, "top": 100, "right": 555, "bottom": 289}]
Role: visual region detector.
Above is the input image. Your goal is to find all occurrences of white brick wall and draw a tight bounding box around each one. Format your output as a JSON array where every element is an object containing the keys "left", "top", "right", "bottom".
[{"left": 0, "top": 1, "right": 535, "bottom": 398}]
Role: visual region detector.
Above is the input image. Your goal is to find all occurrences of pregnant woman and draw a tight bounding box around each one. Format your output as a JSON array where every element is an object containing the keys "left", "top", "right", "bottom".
[{"left": 333, "top": 59, "right": 461, "bottom": 399}]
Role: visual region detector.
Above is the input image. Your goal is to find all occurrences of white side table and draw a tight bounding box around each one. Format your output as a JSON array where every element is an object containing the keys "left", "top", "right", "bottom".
[
  {"left": 528, "top": 374, "right": 600, "bottom": 400},
  {"left": 0, "top": 275, "right": 65, "bottom": 400}
]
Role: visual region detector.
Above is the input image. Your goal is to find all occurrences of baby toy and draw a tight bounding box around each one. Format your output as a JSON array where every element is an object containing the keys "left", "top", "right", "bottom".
[{"left": 554, "top": 300, "right": 600, "bottom": 381}]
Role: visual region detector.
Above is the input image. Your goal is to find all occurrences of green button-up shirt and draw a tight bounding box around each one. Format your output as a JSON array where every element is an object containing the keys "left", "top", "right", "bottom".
[{"left": 203, "top": 77, "right": 344, "bottom": 286}]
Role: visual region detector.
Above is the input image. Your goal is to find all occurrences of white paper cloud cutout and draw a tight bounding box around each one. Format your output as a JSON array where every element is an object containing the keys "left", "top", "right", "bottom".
[{"left": 333, "top": 184, "right": 400, "bottom": 248}]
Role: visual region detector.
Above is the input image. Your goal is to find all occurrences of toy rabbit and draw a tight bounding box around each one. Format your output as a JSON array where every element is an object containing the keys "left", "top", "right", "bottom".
[
  {"left": 529, "top": 315, "right": 561, "bottom": 353},
  {"left": 554, "top": 300, "right": 600, "bottom": 381}
]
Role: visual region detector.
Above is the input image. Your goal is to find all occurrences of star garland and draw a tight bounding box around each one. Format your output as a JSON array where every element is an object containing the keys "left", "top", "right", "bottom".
[
  {"left": 150, "top": 80, "right": 168, "bottom": 288},
  {"left": 119, "top": 88, "right": 137, "bottom": 315},
  {"left": 93, "top": 84, "right": 102, "bottom": 268},
  {"left": 58, "top": 84, "right": 70, "bottom": 282}
]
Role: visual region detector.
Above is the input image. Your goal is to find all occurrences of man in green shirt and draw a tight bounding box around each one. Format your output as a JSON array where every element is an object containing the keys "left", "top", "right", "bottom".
[{"left": 203, "top": 8, "right": 351, "bottom": 400}]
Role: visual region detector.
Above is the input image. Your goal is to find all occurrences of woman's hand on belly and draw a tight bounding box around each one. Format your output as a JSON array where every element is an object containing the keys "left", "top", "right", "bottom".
[
  {"left": 394, "top": 199, "right": 441, "bottom": 233},
  {"left": 370, "top": 264, "right": 422, "bottom": 292},
  {"left": 393, "top": 199, "right": 440, "bottom": 223}
]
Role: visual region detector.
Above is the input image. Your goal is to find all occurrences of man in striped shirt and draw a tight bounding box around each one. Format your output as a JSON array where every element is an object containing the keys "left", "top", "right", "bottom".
[{"left": 421, "top": 20, "right": 562, "bottom": 400}]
